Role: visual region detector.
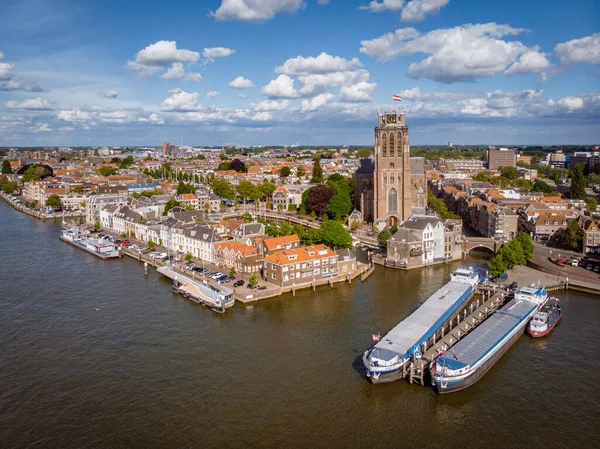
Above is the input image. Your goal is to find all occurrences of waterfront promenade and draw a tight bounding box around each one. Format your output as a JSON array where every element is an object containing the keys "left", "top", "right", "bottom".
[{"left": 0, "top": 191, "right": 84, "bottom": 220}]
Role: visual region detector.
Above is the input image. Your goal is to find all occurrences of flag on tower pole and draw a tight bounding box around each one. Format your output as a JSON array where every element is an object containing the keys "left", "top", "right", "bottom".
[{"left": 392, "top": 94, "right": 402, "bottom": 102}]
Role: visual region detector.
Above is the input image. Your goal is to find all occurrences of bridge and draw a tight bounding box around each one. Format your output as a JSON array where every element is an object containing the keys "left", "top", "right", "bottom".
[{"left": 462, "top": 237, "right": 500, "bottom": 254}]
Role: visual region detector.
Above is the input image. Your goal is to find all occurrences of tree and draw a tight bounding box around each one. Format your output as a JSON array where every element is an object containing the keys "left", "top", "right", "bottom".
[
  {"left": 311, "top": 155, "right": 323, "bottom": 183},
  {"left": 378, "top": 228, "right": 392, "bottom": 244},
  {"left": 230, "top": 158, "right": 246, "bottom": 173},
  {"left": 499, "top": 166, "right": 519, "bottom": 180},
  {"left": 210, "top": 178, "right": 236, "bottom": 200},
  {"left": 97, "top": 166, "right": 117, "bottom": 177},
  {"left": 306, "top": 184, "right": 334, "bottom": 217},
  {"left": 236, "top": 180, "right": 259, "bottom": 206},
  {"left": 390, "top": 224, "right": 398, "bottom": 234},
  {"left": 93, "top": 221, "right": 101, "bottom": 231},
  {"left": 319, "top": 220, "right": 352, "bottom": 249},
  {"left": 119, "top": 156, "right": 134, "bottom": 169},
  {"left": 506, "top": 239, "right": 526, "bottom": 266},
  {"left": 229, "top": 267, "right": 236, "bottom": 279},
  {"left": 163, "top": 199, "right": 181, "bottom": 216},
  {"left": 302, "top": 228, "right": 321, "bottom": 246},
  {"left": 249, "top": 274, "right": 258, "bottom": 288},
  {"left": 22, "top": 164, "right": 53, "bottom": 182},
  {"left": 185, "top": 252, "right": 193, "bottom": 261},
  {"left": 148, "top": 240, "right": 156, "bottom": 249},
  {"left": 1, "top": 181, "right": 18, "bottom": 193},
  {"left": 219, "top": 152, "right": 229, "bottom": 161},
  {"left": 488, "top": 254, "right": 507, "bottom": 278},
  {"left": 176, "top": 181, "right": 196, "bottom": 195},
  {"left": 427, "top": 187, "right": 459, "bottom": 219},
  {"left": 297, "top": 167, "right": 306, "bottom": 179},
  {"left": 587, "top": 197, "right": 598, "bottom": 212},
  {"left": 71, "top": 186, "right": 84, "bottom": 194},
  {"left": 357, "top": 148, "right": 373, "bottom": 158},
  {"left": 560, "top": 219, "right": 584, "bottom": 252},
  {"left": 46, "top": 194, "right": 62, "bottom": 209},
  {"left": 533, "top": 180, "right": 553, "bottom": 194},
  {"left": 327, "top": 190, "right": 353, "bottom": 221},
  {"left": 279, "top": 166, "right": 291, "bottom": 178},
  {"left": 1, "top": 160, "right": 13, "bottom": 174},
  {"left": 473, "top": 171, "right": 492, "bottom": 183},
  {"left": 514, "top": 179, "right": 533, "bottom": 192},
  {"left": 571, "top": 163, "right": 587, "bottom": 200},
  {"left": 258, "top": 179, "right": 276, "bottom": 200},
  {"left": 279, "top": 222, "right": 292, "bottom": 236},
  {"left": 514, "top": 232, "right": 534, "bottom": 261}
]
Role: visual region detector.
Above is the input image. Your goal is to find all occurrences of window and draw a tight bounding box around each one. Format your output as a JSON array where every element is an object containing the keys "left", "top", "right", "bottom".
[
  {"left": 322, "top": 266, "right": 328, "bottom": 273},
  {"left": 330, "top": 257, "right": 337, "bottom": 264},
  {"left": 283, "top": 274, "right": 289, "bottom": 281},
  {"left": 313, "top": 268, "right": 320, "bottom": 275},
  {"left": 282, "top": 266, "right": 288, "bottom": 272},
  {"left": 296, "top": 263, "right": 301, "bottom": 270},
  {"left": 381, "top": 133, "right": 387, "bottom": 157},
  {"left": 290, "top": 273, "right": 295, "bottom": 279},
  {"left": 388, "top": 187, "right": 398, "bottom": 213},
  {"left": 389, "top": 132, "right": 395, "bottom": 158},
  {"left": 302, "top": 263, "right": 307, "bottom": 269},
  {"left": 343, "top": 266, "right": 347, "bottom": 272},
  {"left": 314, "top": 260, "right": 320, "bottom": 266},
  {"left": 272, "top": 273, "right": 277, "bottom": 279}
]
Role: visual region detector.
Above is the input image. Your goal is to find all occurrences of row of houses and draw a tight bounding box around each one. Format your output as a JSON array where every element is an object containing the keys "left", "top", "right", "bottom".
[{"left": 96, "top": 203, "right": 358, "bottom": 286}]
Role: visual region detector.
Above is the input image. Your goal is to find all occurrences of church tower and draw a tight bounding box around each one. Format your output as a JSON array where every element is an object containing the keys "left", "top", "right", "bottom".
[{"left": 373, "top": 111, "right": 413, "bottom": 224}]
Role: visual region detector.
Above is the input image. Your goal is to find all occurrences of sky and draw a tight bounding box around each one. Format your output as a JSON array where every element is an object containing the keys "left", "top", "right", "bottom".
[{"left": 0, "top": 0, "right": 599, "bottom": 147}]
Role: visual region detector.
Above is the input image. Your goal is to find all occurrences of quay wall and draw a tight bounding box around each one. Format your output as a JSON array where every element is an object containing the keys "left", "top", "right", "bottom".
[{"left": 0, "top": 191, "right": 84, "bottom": 221}]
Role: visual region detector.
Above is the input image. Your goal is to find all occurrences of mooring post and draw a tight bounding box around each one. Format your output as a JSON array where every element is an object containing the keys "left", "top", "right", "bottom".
[{"left": 144, "top": 262, "right": 148, "bottom": 275}]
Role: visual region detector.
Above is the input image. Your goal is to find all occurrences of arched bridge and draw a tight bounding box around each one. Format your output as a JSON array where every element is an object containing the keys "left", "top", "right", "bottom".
[{"left": 463, "top": 237, "right": 500, "bottom": 254}]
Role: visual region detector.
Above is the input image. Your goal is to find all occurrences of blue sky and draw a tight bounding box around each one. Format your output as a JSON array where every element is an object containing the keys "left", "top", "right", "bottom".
[{"left": 0, "top": 0, "right": 598, "bottom": 147}]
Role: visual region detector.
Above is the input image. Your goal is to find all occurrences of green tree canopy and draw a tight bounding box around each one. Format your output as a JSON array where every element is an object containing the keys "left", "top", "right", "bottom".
[
  {"left": 499, "top": 166, "right": 519, "bottom": 180},
  {"left": 427, "top": 187, "right": 459, "bottom": 219},
  {"left": 560, "top": 219, "right": 583, "bottom": 251},
  {"left": 327, "top": 189, "right": 353, "bottom": 221},
  {"left": 176, "top": 181, "right": 196, "bottom": 195},
  {"left": 210, "top": 178, "right": 236, "bottom": 200},
  {"left": 571, "top": 163, "right": 587, "bottom": 200},
  {"left": 473, "top": 171, "right": 492, "bottom": 183},
  {"left": 533, "top": 179, "right": 553, "bottom": 194},
  {"left": 319, "top": 220, "right": 352, "bottom": 249},
  {"left": 97, "top": 166, "right": 117, "bottom": 177},
  {"left": 514, "top": 232, "right": 534, "bottom": 260},
  {"left": 279, "top": 166, "right": 291, "bottom": 178},
  {"left": 378, "top": 228, "right": 392, "bottom": 244},
  {"left": 1, "top": 160, "right": 13, "bottom": 174},
  {"left": 311, "top": 155, "right": 323, "bottom": 183},
  {"left": 236, "top": 180, "right": 259, "bottom": 203},
  {"left": 163, "top": 199, "right": 181, "bottom": 216},
  {"left": 249, "top": 274, "right": 258, "bottom": 288},
  {"left": 488, "top": 254, "right": 507, "bottom": 278},
  {"left": 587, "top": 197, "right": 598, "bottom": 212},
  {"left": 45, "top": 194, "right": 62, "bottom": 209},
  {"left": 119, "top": 156, "right": 134, "bottom": 169}
]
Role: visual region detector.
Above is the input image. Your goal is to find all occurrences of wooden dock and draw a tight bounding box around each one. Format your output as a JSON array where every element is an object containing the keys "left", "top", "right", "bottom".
[{"left": 406, "top": 287, "right": 511, "bottom": 385}]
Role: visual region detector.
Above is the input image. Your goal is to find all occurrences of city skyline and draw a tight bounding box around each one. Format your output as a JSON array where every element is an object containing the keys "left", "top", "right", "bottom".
[{"left": 0, "top": 0, "right": 599, "bottom": 146}]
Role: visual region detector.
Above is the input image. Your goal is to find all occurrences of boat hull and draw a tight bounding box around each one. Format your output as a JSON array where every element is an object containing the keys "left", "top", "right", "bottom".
[
  {"left": 527, "top": 311, "right": 562, "bottom": 337},
  {"left": 59, "top": 235, "right": 120, "bottom": 259},
  {"left": 431, "top": 320, "right": 527, "bottom": 394}
]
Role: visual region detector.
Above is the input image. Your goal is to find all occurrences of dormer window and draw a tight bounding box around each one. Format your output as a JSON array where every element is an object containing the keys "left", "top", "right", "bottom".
[{"left": 288, "top": 254, "right": 297, "bottom": 260}]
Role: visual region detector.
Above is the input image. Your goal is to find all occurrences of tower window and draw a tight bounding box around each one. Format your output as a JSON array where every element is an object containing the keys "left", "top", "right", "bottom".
[
  {"left": 389, "top": 133, "right": 395, "bottom": 158},
  {"left": 381, "top": 133, "right": 387, "bottom": 157},
  {"left": 388, "top": 187, "right": 398, "bottom": 212}
]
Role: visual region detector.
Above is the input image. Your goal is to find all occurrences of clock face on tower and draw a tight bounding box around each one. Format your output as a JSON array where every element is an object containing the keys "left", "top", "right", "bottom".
[{"left": 386, "top": 114, "right": 396, "bottom": 124}]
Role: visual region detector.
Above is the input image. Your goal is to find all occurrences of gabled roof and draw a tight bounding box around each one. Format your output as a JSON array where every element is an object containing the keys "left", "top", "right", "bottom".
[
  {"left": 263, "top": 234, "right": 300, "bottom": 251},
  {"left": 401, "top": 215, "right": 443, "bottom": 231},
  {"left": 262, "top": 244, "right": 336, "bottom": 265}
]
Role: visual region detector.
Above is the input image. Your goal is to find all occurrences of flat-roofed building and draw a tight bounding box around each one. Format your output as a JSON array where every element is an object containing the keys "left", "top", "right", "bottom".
[{"left": 487, "top": 147, "right": 516, "bottom": 170}]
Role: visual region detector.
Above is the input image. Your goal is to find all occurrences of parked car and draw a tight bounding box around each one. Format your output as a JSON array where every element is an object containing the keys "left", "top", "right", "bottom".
[
  {"left": 233, "top": 280, "right": 244, "bottom": 287},
  {"left": 247, "top": 283, "right": 254, "bottom": 289},
  {"left": 507, "top": 282, "right": 518, "bottom": 292},
  {"left": 256, "top": 285, "right": 267, "bottom": 290},
  {"left": 594, "top": 266, "right": 600, "bottom": 273},
  {"left": 122, "top": 241, "right": 131, "bottom": 247},
  {"left": 586, "top": 264, "right": 593, "bottom": 270}
]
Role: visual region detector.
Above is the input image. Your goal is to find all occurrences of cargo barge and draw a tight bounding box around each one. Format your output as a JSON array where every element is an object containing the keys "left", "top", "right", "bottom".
[{"left": 59, "top": 229, "right": 120, "bottom": 259}]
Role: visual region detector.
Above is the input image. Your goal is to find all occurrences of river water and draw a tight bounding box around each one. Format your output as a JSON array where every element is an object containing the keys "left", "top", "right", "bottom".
[{"left": 1, "top": 199, "right": 599, "bottom": 449}]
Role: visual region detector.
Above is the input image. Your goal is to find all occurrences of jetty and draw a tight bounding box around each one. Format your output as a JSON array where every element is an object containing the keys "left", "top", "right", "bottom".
[{"left": 157, "top": 266, "right": 234, "bottom": 313}]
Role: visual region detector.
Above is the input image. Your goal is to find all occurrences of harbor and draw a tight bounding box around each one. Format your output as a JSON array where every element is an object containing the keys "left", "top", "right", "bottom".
[
  {"left": 1, "top": 200, "right": 599, "bottom": 448},
  {"left": 59, "top": 228, "right": 121, "bottom": 259}
]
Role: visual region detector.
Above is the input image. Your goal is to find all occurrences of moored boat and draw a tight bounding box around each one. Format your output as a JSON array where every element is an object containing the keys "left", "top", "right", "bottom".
[
  {"left": 430, "top": 285, "right": 548, "bottom": 394},
  {"left": 59, "top": 228, "right": 120, "bottom": 259},
  {"left": 527, "top": 298, "right": 562, "bottom": 337},
  {"left": 363, "top": 267, "right": 479, "bottom": 384}
]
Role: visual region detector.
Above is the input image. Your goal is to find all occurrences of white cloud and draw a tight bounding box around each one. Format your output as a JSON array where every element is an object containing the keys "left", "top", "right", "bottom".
[
  {"left": 132, "top": 40, "right": 200, "bottom": 66},
  {"left": 210, "top": 0, "right": 306, "bottom": 22},
  {"left": 187, "top": 72, "right": 203, "bottom": 82},
  {"left": 317, "top": 0, "right": 330, "bottom": 4},
  {"left": 0, "top": 61, "right": 15, "bottom": 80},
  {"left": 238, "top": 93, "right": 248, "bottom": 99},
  {"left": 37, "top": 123, "right": 52, "bottom": 132},
  {"left": 261, "top": 75, "right": 300, "bottom": 98},
  {"left": 301, "top": 93, "right": 334, "bottom": 112},
  {"left": 558, "top": 96, "right": 584, "bottom": 111},
  {"left": 0, "top": 79, "right": 24, "bottom": 91},
  {"left": 57, "top": 109, "right": 92, "bottom": 121},
  {"left": 401, "top": 0, "right": 449, "bottom": 23},
  {"left": 252, "top": 99, "right": 289, "bottom": 111},
  {"left": 340, "top": 81, "right": 377, "bottom": 102},
  {"left": 505, "top": 49, "right": 550, "bottom": 75},
  {"left": 160, "top": 89, "right": 201, "bottom": 111},
  {"left": 276, "top": 52, "right": 363, "bottom": 75},
  {"left": 252, "top": 111, "right": 273, "bottom": 121},
  {"left": 138, "top": 113, "right": 165, "bottom": 125},
  {"left": 5, "top": 98, "right": 57, "bottom": 110},
  {"left": 162, "top": 63, "right": 186, "bottom": 80},
  {"left": 229, "top": 76, "right": 256, "bottom": 88},
  {"left": 207, "top": 91, "right": 219, "bottom": 98},
  {"left": 360, "top": 23, "right": 538, "bottom": 83},
  {"left": 127, "top": 41, "right": 200, "bottom": 78},
  {"left": 100, "top": 90, "right": 119, "bottom": 99},
  {"left": 202, "top": 47, "right": 236, "bottom": 62},
  {"left": 359, "top": 0, "right": 404, "bottom": 13},
  {"left": 554, "top": 33, "right": 600, "bottom": 66},
  {"left": 397, "top": 87, "right": 480, "bottom": 102},
  {"left": 59, "top": 126, "right": 74, "bottom": 132}
]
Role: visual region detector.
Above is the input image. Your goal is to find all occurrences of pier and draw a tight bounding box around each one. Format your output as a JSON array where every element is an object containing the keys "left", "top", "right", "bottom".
[{"left": 408, "top": 288, "right": 510, "bottom": 385}]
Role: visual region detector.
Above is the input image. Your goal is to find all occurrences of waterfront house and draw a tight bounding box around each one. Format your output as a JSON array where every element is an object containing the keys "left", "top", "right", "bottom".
[
  {"left": 259, "top": 234, "right": 301, "bottom": 257},
  {"left": 261, "top": 244, "right": 339, "bottom": 287},
  {"left": 232, "top": 222, "right": 265, "bottom": 244},
  {"left": 581, "top": 218, "right": 600, "bottom": 254},
  {"left": 213, "top": 241, "right": 261, "bottom": 274}
]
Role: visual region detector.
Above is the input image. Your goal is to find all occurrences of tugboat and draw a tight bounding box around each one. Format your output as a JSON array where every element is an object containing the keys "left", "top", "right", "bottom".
[{"left": 527, "top": 298, "right": 562, "bottom": 337}]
